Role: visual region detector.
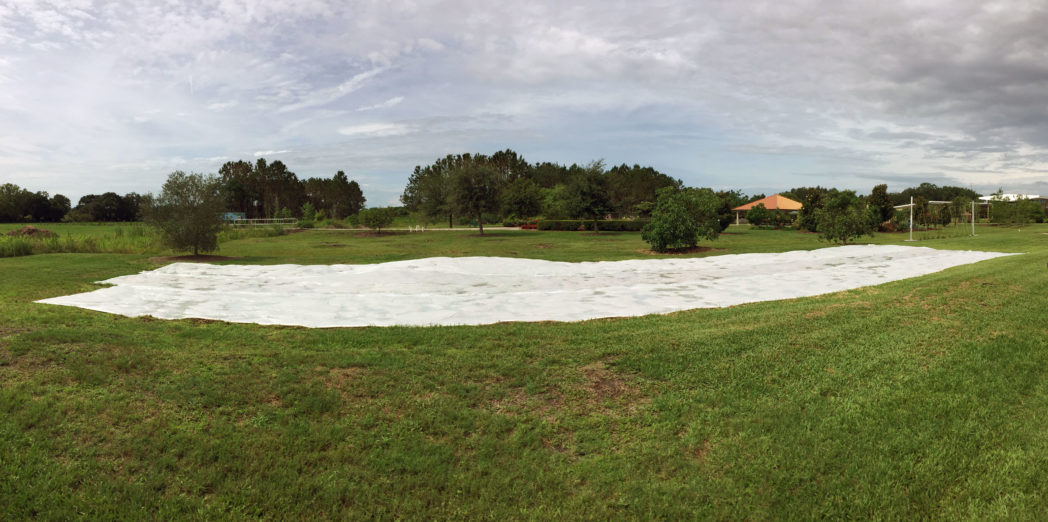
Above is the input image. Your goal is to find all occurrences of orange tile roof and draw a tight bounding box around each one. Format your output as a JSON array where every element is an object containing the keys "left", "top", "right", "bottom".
[{"left": 732, "top": 194, "right": 803, "bottom": 211}]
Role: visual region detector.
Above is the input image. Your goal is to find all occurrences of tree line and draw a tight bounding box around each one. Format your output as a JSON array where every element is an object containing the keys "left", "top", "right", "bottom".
[
  {"left": 218, "top": 158, "right": 365, "bottom": 219},
  {"left": 399, "top": 149, "right": 756, "bottom": 233},
  {"left": 647, "top": 181, "right": 1044, "bottom": 251},
  {"left": 777, "top": 182, "right": 1044, "bottom": 234},
  {"left": 0, "top": 158, "right": 366, "bottom": 224},
  {"left": 4, "top": 161, "right": 1041, "bottom": 235},
  {"left": 0, "top": 184, "right": 71, "bottom": 222}
]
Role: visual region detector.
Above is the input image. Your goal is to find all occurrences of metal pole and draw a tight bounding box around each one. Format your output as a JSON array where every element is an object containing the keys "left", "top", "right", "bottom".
[
  {"left": 971, "top": 200, "right": 975, "bottom": 236},
  {"left": 909, "top": 196, "right": 913, "bottom": 241}
]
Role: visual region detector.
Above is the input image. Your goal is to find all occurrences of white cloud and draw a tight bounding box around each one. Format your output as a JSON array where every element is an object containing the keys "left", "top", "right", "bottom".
[
  {"left": 277, "top": 67, "right": 386, "bottom": 113},
  {"left": 207, "top": 101, "right": 238, "bottom": 111},
  {"left": 416, "top": 37, "right": 444, "bottom": 51},
  {"left": 2, "top": 0, "right": 1047, "bottom": 204},
  {"left": 357, "top": 96, "right": 404, "bottom": 111},
  {"left": 338, "top": 123, "right": 413, "bottom": 137}
]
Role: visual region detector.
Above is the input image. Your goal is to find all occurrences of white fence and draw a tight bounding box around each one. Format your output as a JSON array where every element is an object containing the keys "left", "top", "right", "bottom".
[{"left": 229, "top": 218, "right": 299, "bottom": 227}]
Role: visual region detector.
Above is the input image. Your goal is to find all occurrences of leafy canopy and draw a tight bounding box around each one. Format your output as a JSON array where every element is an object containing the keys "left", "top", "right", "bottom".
[
  {"left": 145, "top": 171, "right": 226, "bottom": 256},
  {"left": 746, "top": 203, "right": 772, "bottom": 226},
  {"left": 642, "top": 187, "right": 721, "bottom": 252},
  {"left": 359, "top": 207, "right": 395, "bottom": 231},
  {"left": 815, "top": 190, "right": 876, "bottom": 245},
  {"left": 564, "top": 160, "right": 611, "bottom": 231},
  {"left": 451, "top": 162, "right": 501, "bottom": 234}
]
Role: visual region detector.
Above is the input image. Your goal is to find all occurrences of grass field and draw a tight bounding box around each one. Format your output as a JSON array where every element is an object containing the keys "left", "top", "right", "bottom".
[{"left": 3, "top": 224, "right": 1048, "bottom": 518}]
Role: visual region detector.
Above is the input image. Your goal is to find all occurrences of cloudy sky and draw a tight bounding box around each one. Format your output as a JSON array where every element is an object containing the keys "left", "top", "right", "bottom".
[{"left": 2, "top": 0, "right": 1047, "bottom": 205}]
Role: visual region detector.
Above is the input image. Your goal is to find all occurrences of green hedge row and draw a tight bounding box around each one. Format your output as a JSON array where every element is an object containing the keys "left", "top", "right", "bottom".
[{"left": 537, "top": 219, "right": 650, "bottom": 231}]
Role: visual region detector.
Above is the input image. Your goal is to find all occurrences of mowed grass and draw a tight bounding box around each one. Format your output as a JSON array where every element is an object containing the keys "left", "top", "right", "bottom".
[
  {"left": 2, "top": 224, "right": 1048, "bottom": 518},
  {"left": 214, "top": 222, "right": 1038, "bottom": 265}
]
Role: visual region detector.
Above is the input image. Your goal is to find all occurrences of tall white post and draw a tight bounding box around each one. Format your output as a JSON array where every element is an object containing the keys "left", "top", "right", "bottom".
[
  {"left": 909, "top": 196, "right": 913, "bottom": 241},
  {"left": 971, "top": 200, "right": 975, "bottom": 236}
]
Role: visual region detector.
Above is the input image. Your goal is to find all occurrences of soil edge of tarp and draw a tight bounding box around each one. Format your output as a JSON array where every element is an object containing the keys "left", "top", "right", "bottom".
[
  {"left": 148, "top": 255, "right": 242, "bottom": 263},
  {"left": 636, "top": 246, "right": 725, "bottom": 255}
]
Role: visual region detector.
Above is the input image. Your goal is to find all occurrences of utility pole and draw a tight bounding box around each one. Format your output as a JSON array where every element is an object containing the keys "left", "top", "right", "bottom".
[{"left": 908, "top": 196, "right": 914, "bottom": 241}]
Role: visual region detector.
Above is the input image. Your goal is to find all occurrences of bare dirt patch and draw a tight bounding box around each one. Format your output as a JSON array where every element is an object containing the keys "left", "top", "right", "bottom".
[
  {"left": 6, "top": 225, "right": 56, "bottom": 238},
  {"left": 489, "top": 387, "right": 564, "bottom": 422},
  {"left": 327, "top": 366, "right": 363, "bottom": 385},
  {"left": 321, "top": 366, "right": 366, "bottom": 398},
  {"left": 148, "top": 254, "right": 241, "bottom": 263},
  {"left": 580, "top": 361, "right": 637, "bottom": 402},
  {"left": 636, "top": 246, "right": 724, "bottom": 256},
  {"left": 353, "top": 231, "right": 402, "bottom": 238},
  {"left": 534, "top": 243, "right": 553, "bottom": 249},
  {"left": 692, "top": 439, "right": 714, "bottom": 463},
  {"left": 542, "top": 436, "right": 574, "bottom": 455}
]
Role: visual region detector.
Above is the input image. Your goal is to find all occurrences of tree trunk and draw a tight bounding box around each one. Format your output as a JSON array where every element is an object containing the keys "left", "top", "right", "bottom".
[
  {"left": 477, "top": 212, "right": 484, "bottom": 234},
  {"left": 592, "top": 216, "right": 599, "bottom": 233},
  {"left": 448, "top": 213, "right": 453, "bottom": 228}
]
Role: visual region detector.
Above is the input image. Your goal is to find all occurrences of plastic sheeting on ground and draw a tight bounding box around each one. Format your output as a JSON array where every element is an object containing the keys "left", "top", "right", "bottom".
[{"left": 36, "top": 245, "right": 1013, "bottom": 327}]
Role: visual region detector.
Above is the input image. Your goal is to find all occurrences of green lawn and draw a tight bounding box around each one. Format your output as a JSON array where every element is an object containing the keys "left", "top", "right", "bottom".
[
  {"left": 2, "top": 224, "right": 1048, "bottom": 518},
  {"left": 213, "top": 223, "right": 1041, "bottom": 265}
]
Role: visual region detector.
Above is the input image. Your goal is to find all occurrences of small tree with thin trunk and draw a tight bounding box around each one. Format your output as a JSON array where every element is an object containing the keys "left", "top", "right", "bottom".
[
  {"left": 145, "top": 171, "right": 226, "bottom": 256},
  {"left": 359, "top": 207, "right": 394, "bottom": 232},
  {"left": 451, "top": 163, "right": 500, "bottom": 234}
]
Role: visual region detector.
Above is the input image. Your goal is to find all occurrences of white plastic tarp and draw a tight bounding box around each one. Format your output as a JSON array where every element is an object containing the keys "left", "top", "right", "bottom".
[{"left": 36, "top": 245, "right": 1012, "bottom": 327}]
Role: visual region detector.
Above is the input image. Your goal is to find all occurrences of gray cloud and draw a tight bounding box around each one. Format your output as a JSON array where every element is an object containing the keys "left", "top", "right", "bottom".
[{"left": 1, "top": 1, "right": 1047, "bottom": 205}]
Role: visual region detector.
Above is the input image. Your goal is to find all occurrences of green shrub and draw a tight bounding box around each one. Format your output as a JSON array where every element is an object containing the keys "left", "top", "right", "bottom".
[
  {"left": 145, "top": 171, "right": 225, "bottom": 256},
  {"left": 537, "top": 219, "right": 649, "bottom": 231},
  {"left": 297, "top": 220, "right": 315, "bottom": 229},
  {"left": 816, "top": 191, "right": 877, "bottom": 245},
  {"left": 60, "top": 209, "right": 93, "bottom": 222},
  {"left": 641, "top": 187, "right": 720, "bottom": 252},
  {"left": 990, "top": 199, "right": 1045, "bottom": 227},
  {"left": 220, "top": 226, "right": 287, "bottom": 242},
  {"left": 0, "top": 237, "right": 33, "bottom": 258},
  {"left": 746, "top": 203, "right": 771, "bottom": 226},
  {"left": 642, "top": 196, "right": 698, "bottom": 252},
  {"left": 301, "top": 202, "right": 316, "bottom": 221},
  {"left": 359, "top": 208, "right": 395, "bottom": 231}
]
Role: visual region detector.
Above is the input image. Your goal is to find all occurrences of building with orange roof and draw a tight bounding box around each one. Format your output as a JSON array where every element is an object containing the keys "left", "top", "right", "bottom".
[{"left": 732, "top": 194, "right": 803, "bottom": 225}]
